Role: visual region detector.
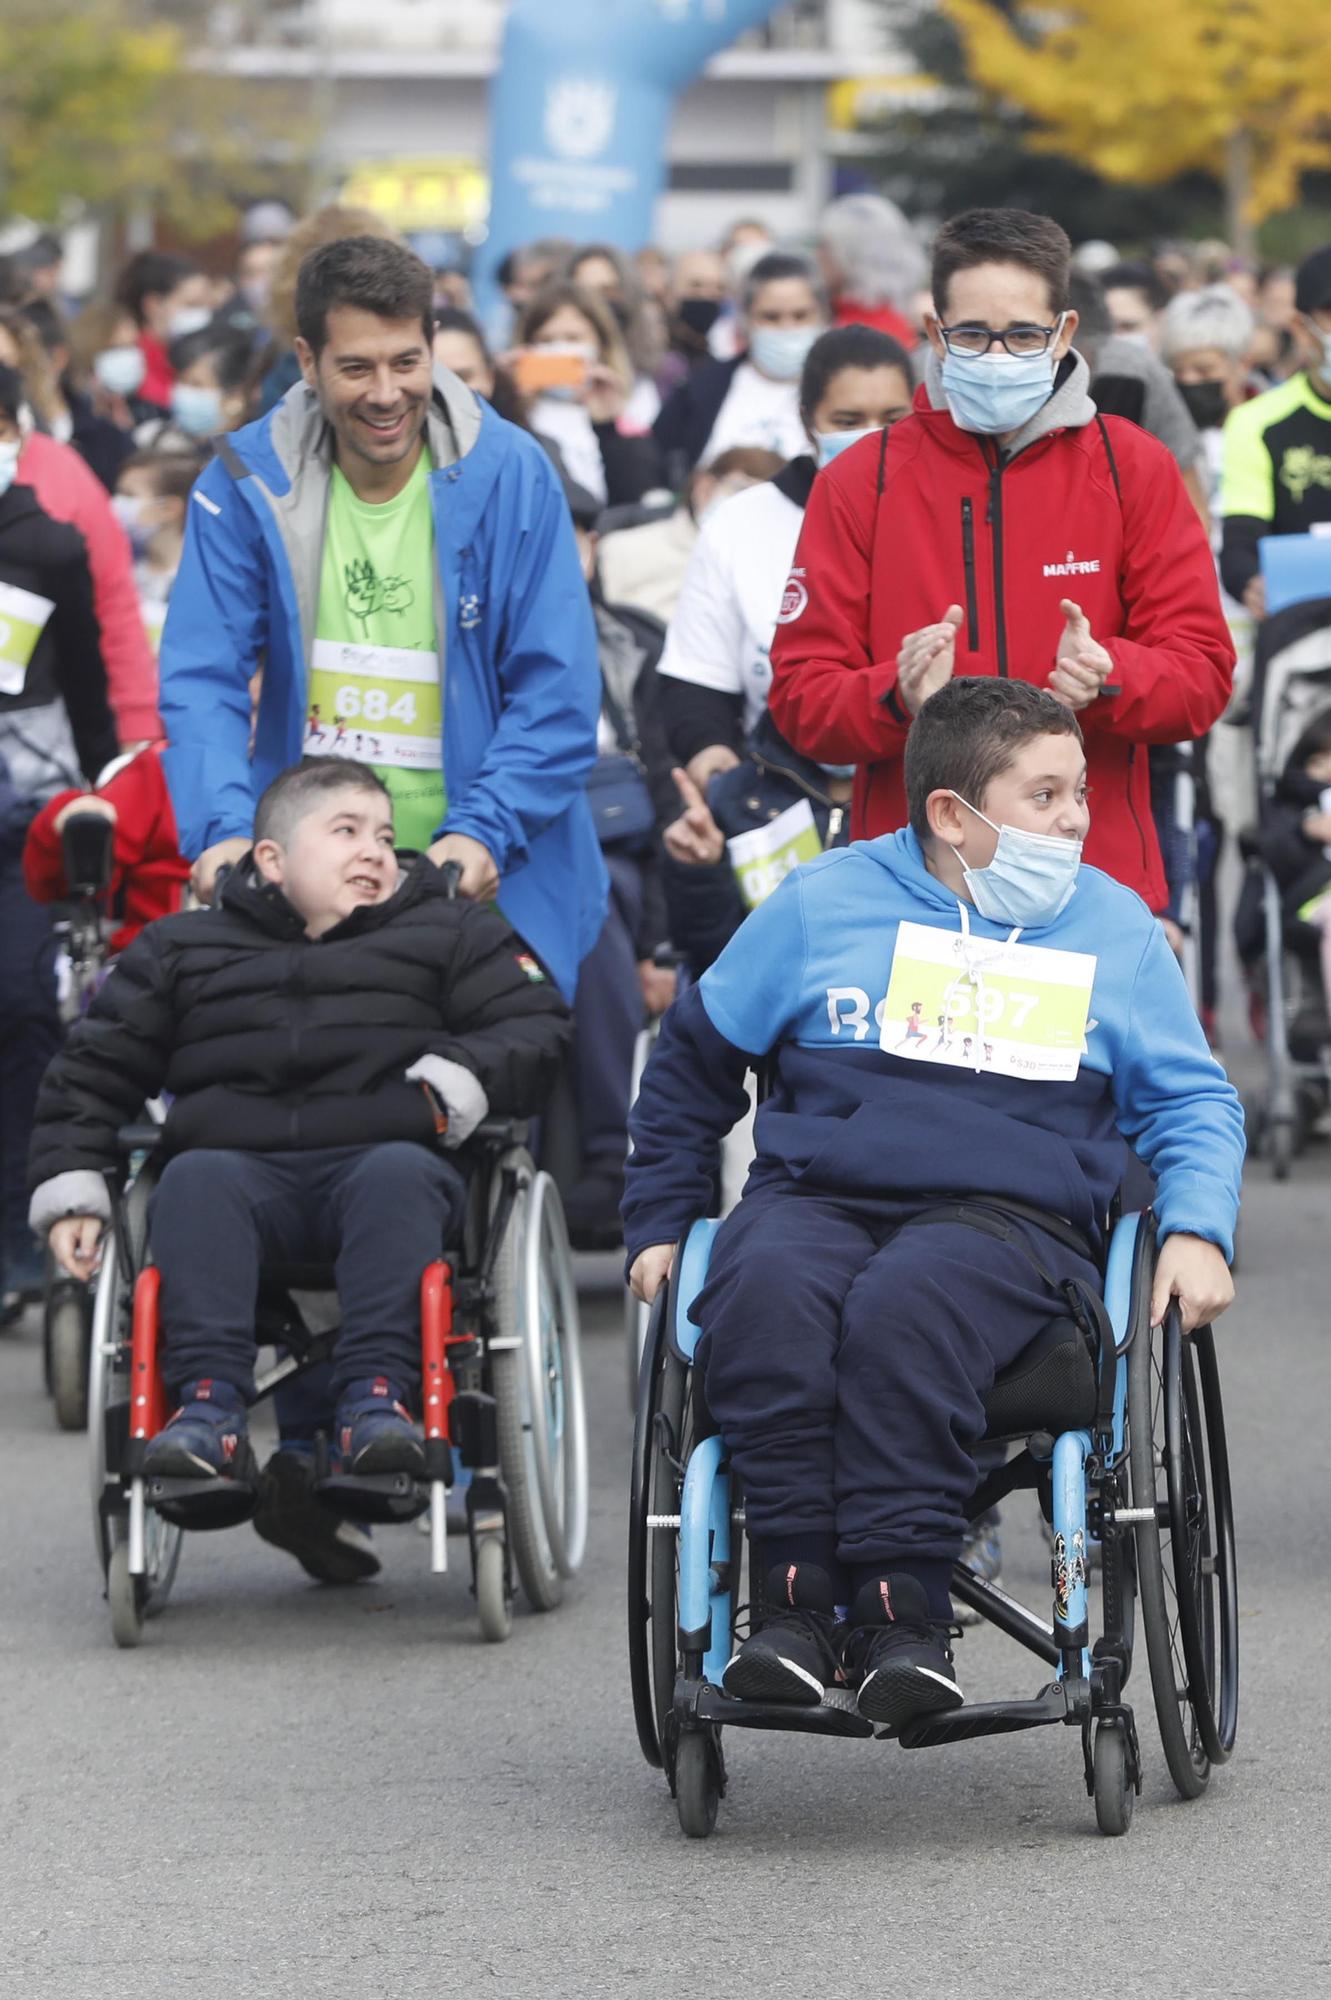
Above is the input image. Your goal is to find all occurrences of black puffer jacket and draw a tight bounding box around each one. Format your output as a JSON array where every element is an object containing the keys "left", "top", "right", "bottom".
[{"left": 29, "top": 855, "right": 570, "bottom": 1188}]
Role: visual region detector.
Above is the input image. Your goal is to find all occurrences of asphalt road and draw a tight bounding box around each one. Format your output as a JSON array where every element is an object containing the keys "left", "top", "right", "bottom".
[{"left": 2, "top": 1107, "right": 1327, "bottom": 1999}]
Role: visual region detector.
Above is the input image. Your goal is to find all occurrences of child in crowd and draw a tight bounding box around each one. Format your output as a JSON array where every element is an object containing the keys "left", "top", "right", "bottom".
[
  {"left": 28, "top": 757, "right": 570, "bottom": 1495},
  {"left": 23, "top": 742, "right": 189, "bottom": 954},
  {"left": 1237, "top": 706, "right": 1331, "bottom": 1050},
  {"left": 624, "top": 679, "right": 1242, "bottom": 1728}
]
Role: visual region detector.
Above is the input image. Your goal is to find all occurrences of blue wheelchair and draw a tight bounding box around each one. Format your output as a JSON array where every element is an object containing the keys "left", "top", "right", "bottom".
[{"left": 628, "top": 1204, "right": 1238, "bottom": 1838}]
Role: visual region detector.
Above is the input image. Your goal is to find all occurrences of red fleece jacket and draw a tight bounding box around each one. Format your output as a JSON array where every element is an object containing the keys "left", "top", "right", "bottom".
[
  {"left": 767, "top": 388, "right": 1235, "bottom": 910},
  {"left": 24, "top": 744, "right": 188, "bottom": 954},
  {"left": 17, "top": 431, "right": 161, "bottom": 745}
]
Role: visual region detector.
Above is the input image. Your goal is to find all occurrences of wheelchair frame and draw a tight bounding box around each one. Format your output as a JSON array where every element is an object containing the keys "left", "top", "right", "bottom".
[
  {"left": 628, "top": 1207, "right": 1238, "bottom": 1839},
  {"left": 89, "top": 1121, "right": 587, "bottom": 1649}
]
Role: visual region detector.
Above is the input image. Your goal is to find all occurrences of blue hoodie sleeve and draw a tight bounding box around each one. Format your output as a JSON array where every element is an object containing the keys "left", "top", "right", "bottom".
[
  {"left": 1111, "top": 919, "right": 1244, "bottom": 1259},
  {"left": 158, "top": 461, "right": 272, "bottom": 859},
  {"left": 621, "top": 875, "right": 808, "bottom": 1261},
  {"left": 439, "top": 446, "right": 600, "bottom": 874}
]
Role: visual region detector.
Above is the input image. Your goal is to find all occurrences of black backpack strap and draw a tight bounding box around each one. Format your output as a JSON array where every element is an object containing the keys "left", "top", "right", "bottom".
[{"left": 1096, "top": 413, "right": 1123, "bottom": 507}]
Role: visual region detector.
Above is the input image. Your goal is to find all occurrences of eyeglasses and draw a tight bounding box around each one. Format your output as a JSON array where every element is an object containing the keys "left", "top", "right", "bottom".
[{"left": 939, "top": 315, "right": 1067, "bottom": 359}]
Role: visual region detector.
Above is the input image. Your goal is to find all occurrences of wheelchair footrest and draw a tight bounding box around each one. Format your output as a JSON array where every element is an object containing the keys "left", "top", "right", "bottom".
[
  {"left": 895, "top": 1681, "right": 1069, "bottom": 1749},
  {"left": 147, "top": 1474, "right": 259, "bottom": 1532},
  {"left": 690, "top": 1683, "right": 875, "bottom": 1740},
  {"left": 315, "top": 1471, "right": 428, "bottom": 1525}
]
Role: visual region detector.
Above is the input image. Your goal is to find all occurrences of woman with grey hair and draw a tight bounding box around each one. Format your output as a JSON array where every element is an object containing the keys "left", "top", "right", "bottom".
[
  {"left": 1159, "top": 284, "right": 1257, "bottom": 441},
  {"left": 817, "top": 192, "right": 926, "bottom": 348}
]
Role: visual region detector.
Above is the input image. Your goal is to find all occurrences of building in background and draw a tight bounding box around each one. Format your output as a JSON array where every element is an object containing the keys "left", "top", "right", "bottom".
[{"left": 206, "top": 0, "right": 919, "bottom": 256}]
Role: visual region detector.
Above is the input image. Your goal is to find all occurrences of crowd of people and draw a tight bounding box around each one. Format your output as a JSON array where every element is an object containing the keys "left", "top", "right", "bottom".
[{"left": 1, "top": 184, "right": 1323, "bottom": 1613}]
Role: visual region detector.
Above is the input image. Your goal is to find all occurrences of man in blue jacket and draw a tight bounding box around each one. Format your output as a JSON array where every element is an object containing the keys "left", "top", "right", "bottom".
[
  {"left": 157, "top": 236, "right": 605, "bottom": 1579},
  {"left": 624, "top": 677, "right": 1242, "bottom": 1729},
  {"left": 159, "top": 234, "right": 605, "bottom": 1003}
]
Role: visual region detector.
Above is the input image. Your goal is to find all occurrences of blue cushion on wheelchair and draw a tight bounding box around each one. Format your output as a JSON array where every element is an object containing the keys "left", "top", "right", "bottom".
[{"left": 982, "top": 1317, "right": 1097, "bottom": 1441}]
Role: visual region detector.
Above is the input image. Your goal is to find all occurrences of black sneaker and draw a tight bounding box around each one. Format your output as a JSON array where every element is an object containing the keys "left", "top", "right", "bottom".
[
  {"left": 253, "top": 1449, "right": 382, "bottom": 1584},
  {"left": 722, "top": 1562, "right": 841, "bottom": 1706},
  {"left": 844, "top": 1574, "right": 964, "bottom": 1727}
]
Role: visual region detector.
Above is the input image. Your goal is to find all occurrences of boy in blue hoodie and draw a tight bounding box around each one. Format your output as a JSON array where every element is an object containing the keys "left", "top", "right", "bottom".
[{"left": 623, "top": 678, "right": 1242, "bottom": 1729}]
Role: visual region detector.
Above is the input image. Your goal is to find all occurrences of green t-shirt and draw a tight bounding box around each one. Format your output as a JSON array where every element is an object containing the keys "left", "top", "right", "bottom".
[{"left": 306, "top": 452, "right": 445, "bottom": 852}]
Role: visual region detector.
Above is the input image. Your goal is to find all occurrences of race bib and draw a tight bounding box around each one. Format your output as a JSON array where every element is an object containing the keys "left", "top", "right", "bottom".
[
  {"left": 727, "top": 798, "right": 822, "bottom": 911},
  {"left": 305, "top": 637, "right": 442, "bottom": 770},
  {"left": 0, "top": 580, "right": 55, "bottom": 696},
  {"left": 879, "top": 920, "right": 1096, "bottom": 1083}
]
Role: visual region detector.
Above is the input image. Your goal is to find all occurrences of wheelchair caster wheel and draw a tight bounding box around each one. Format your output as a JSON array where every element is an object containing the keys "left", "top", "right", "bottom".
[
  {"left": 674, "top": 1728, "right": 723, "bottom": 1839},
  {"left": 475, "top": 1534, "right": 512, "bottom": 1644},
  {"left": 1093, "top": 1722, "right": 1135, "bottom": 1837},
  {"left": 47, "top": 1282, "right": 91, "bottom": 1431},
  {"left": 107, "top": 1543, "right": 146, "bottom": 1650}
]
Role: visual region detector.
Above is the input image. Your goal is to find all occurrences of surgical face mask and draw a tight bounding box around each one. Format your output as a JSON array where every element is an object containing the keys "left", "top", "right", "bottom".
[
  {"left": 171, "top": 381, "right": 224, "bottom": 436},
  {"left": 167, "top": 305, "right": 212, "bottom": 342},
  {"left": 238, "top": 277, "right": 271, "bottom": 316},
  {"left": 1114, "top": 329, "right": 1154, "bottom": 351},
  {"left": 953, "top": 793, "right": 1083, "bottom": 927},
  {"left": 940, "top": 339, "right": 1060, "bottom": 437},
  {"left": 0, "top": 438, "right": 21, "bottom": 498},
  {"left": 1177, "top": 378, "right": 1228, "bottom": 431},
  {"left": 93, "top": 346, "right": 147, "bottom": 398},
  {"left": 1303, "top": 317, "right": 1331, "bottom": 375},
  {"left": 112, "top": 492, "right": 156, "bottom": 557},
  {"left": 749, "top": 324, "right": 820, "bottom": 382},
  {"left": 815, "top": 424, "right": 877, "bottom": 468}
]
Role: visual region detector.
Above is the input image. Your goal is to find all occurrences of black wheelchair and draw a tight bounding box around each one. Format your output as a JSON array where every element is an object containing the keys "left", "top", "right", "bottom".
[
  {"left": 629, "top": 1205, "right": 1238, "bottom": 1838},
  {"left": 89, "top": 1119, "right": 587, "bottom": 1648}
]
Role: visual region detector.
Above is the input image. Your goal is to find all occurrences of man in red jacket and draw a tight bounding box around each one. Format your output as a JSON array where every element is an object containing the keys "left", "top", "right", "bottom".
[{"left": 768, "top": 208, "right": 1234, "bottom": 911}]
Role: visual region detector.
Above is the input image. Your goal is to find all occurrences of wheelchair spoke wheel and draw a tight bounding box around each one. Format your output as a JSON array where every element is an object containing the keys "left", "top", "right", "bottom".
[
  {"left": 628, "top": 1282, "right": 691, "bottom": 1769},
  {"left": 1128, "top": 1298, "right": 1213, "bottom": 1799},
  {"left": 1165, "top": 1321, "right": 1238, "bottom": 1766}
]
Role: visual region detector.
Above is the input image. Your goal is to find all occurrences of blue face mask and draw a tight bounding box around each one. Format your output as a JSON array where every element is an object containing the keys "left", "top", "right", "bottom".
[
  {"left": 954, "top": 793, "right": 1082, "bottom": 927},
  {"left": 815, "top": 425, "right": 877, "bottom": 468},
  {"left": 940, "top": 345, "right": 1058, "bottom": 436},
  {"left": 749, "top": 324, "right": 820, "bottom": 382},
  {"left": 171, "top": 382, "right": 224, "bottom": 436},
  {"left": 93, "top": 345, "right": 147, "bottom": 399}
]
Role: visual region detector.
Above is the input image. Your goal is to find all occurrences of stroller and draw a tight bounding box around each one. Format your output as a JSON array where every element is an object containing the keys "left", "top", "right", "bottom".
[{"left": 1238, "top": 595, "right": 1331, "bottom": 1178}]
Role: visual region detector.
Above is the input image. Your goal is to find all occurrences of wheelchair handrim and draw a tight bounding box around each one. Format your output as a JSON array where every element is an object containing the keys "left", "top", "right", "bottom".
[{"left": 520, "top": 1171, "right": 588, "bottom": 1577}]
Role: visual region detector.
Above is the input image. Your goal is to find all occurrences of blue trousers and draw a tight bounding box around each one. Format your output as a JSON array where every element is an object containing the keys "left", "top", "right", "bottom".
[
  {"left": 149, "top": 1144, "right": 465, "bottom": 1401},
  {"left": 571, "top": 852, "right": 646, "bottom": 1165},
  {"left": 694, "top": 1180, "right": 1100, "bottom": 1569}
]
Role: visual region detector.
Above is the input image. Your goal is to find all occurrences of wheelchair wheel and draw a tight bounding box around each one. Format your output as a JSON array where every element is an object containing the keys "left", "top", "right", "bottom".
[
  {"left": 474, "top": 1533, "right": 513, "bottom": 1644},
  {"left": 628, "top": 1285, "right": 691, "bottom": 1768},
  {"left": 47, "top": 1277, "right": 92, "bottom": 1431},
  {"left": 674, "top": 1727, "right": 723, "bottom": 1840},
  {"left": 107, "top": 1542, "right": 145, "bottom": 1649},
  {"left": 89, "top": 1227, "right": 183, "bottom": 1619},
  {"left": 1127, "top": 1296, "right": 1238, "bottom": 1797},
  {"left": 1093, "top": 1720, "right": 1136, "bottom": 1837},
  {"left": 490, "top": 1151, "right": 588, "bottom": 1611}
]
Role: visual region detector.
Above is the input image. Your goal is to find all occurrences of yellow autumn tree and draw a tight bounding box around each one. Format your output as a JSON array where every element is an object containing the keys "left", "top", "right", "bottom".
[
  {"left": 943, "top": 0, "right": 1331, "bottom": 249},
  {"left": 0, "top": 1, "right": 304, "bottom": 239}
]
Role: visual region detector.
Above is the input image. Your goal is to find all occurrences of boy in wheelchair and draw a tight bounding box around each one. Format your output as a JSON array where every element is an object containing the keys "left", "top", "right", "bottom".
[
  {"left": 27, "top": 755, "right": 569, "bottom": 1503},
  {"left": 625, "top": 679, "right": 1242, "bottom": 1730}
]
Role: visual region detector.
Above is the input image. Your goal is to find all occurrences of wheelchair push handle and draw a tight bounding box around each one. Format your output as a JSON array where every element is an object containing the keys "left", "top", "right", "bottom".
[
  {"left": 60, "top": 809, "right": 116, "bottom": 901},
  {"left": 436, "top": 858, "right": 464, "bottom": 900}
]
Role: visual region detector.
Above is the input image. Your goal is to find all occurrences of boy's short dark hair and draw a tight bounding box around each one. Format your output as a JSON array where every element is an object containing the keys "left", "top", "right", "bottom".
[
  {"left": 295, "top": 237, "right": 434, "bottom": 357},
  {"left": 904, "top": 678, "right": 1083, "bottom": 839},
  {"left": 931, "top": 209, "right": 1073, "bottom": 318},
  {"left": 254, "top": 757, "right": 392, "bottom": 848}
]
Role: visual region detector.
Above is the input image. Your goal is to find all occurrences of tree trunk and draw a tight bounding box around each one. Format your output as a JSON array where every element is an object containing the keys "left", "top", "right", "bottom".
[{"left": 1224, "top": 128, "right": 1258, "bottom": 262}]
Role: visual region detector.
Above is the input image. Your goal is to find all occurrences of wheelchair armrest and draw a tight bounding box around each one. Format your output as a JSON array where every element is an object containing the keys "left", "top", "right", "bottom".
[
  {"left": 467, "top": 1116, "right": 530, "bottom": 1149},
  {"left": 117, "top": 1122, "right": 164, "bottom": 1156}
]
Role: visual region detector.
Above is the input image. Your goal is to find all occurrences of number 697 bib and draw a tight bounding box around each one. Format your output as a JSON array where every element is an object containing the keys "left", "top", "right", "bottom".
[{"left": 879, "top": 920, "right": 1096, "bottom": 1083}]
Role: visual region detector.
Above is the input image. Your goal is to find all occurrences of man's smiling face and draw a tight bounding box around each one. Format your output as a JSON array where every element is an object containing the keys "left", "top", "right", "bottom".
[{"left": 297, "top": 304, "right": 433, "bottom": 473}]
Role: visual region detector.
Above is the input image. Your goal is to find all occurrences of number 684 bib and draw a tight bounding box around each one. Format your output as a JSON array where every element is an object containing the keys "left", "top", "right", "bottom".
[
  {"left": 305, "top": 638, "right": 441, "bottom": 770},
  {"left": 879, "top": 920, "right": 1096, "bottom": 1083}
]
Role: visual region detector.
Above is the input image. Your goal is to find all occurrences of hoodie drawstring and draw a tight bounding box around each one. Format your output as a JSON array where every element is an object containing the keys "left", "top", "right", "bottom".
[{"left": 957, "top": 902, "right": 1022, "bottom": 1073}]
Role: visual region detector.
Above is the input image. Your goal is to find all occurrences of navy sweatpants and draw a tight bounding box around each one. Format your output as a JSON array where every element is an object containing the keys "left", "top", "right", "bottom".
[
  {"left": 149, "top": 1143, "right": 466, "bottom": 1401},
  {"left": 694, "top": 1180, "right": 1100, "bottom": 1572}
]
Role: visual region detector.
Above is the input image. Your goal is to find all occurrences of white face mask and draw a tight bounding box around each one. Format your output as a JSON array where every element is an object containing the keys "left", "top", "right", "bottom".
[
  {"left": 953, "top": 793, "right": 1083, "bottom": 928},
  {"left": 167, "top": 305, "right": 212, "bottom": 343}
]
